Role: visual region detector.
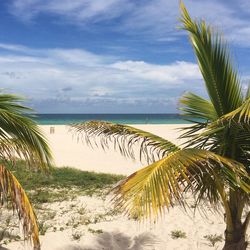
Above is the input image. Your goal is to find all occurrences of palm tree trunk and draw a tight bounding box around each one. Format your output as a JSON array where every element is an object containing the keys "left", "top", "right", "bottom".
[
  {"left": 223, "top": 225, "right": 247, "bottom": 250},
  {"left": 223, "top": 196, "right": 250, "bottom": 250}
]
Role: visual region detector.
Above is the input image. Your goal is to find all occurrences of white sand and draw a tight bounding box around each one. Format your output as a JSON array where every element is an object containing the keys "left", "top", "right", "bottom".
[
  {"left": 6, "top": 194, "right": 227, "bottom": 250},
  {"left": 5, "top": 124, "right": 249, "bottom": 250},
  {"left": 39, "top": 124, "right": 189, "bottom": 175}
]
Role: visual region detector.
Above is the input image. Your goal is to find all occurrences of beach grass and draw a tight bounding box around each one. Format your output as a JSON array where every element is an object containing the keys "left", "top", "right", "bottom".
[
  {"left": 0, "top": 161, "right": 125, "bottom": 245},
  {"left": 5, "top": 161, "right": 124, "bottom": 203}
]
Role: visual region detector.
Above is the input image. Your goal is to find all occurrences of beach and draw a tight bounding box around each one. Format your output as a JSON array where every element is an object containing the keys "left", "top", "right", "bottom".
[
  {"left": 5, "top": 124, "right": 249, "bottom": 250},
  {"left": 1, "top": 0, "right": 249, "bottom": 248},
  {"left": 39, "top": 124, "right": 189, "bottom": 175}
]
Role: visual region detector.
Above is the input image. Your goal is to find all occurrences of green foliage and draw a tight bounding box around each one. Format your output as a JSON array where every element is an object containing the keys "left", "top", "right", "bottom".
[
  {"left": 180, "top": 2, "right": 243, "bottom": 117},
  {"left": 78, "top": 206, "right": 87, "bottom": 215},
  {"left": 68, "top": 2, "right": 250, "bottom": 248},
  {"left": 88, "top": 228, "right": 103, "bottom": 234},
  {"left": 0, "top": 92, "right": 53, "bottom": 249},
  {"left": 71, "top": 121, "right": 179, "bottom": 163},
  {"left": 171, "top": 230, "right": 187, "bottom": 239},
  {"left": 38, "top": 221, "right": 49, "bottom": 236},
  {"left": 114, "top": 149, "right": 249, "bottom": 219},
  {"left": 4, "top": 161, "right": 124, "bottom": 205},
  {"left": 71, "top": 231, "right": 83, "bottom": 241},
  {"left": 6, "top": 161, "right": 124, "bottom": 191},
  {"left": 204, "top": 234, "right": 223, "bottom": 246},
  {"left": 180, "top": 92, "right": 218, "bottom": 121},
  {"left": 0, "top": 93, "right": 52, "bottom": 169}
]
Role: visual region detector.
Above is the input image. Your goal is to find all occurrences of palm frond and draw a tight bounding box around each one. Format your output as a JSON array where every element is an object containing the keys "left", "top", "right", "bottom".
[
  {"left": 246, "top": 84, "right": 250, "bottom": 100},
  {"left": 180, "top": 92, "right": 218, "bottom": 121},
  {"left": 112, "top": 149, "right": 249, "bottom": 220},
  {"left": 0, "top": 138, "right": 47, "bottom": 167},
  {"left": 183, "top": 118, "right": 250, "bottom": 157},
  {"left": 70, "top": 121, "right": 180, "bottom": 163},
  {"left": 0, "top": 93, "right": 53, "bottom": 169},
  {"left": 180, "top": 2, "right": 243, "bottom": 117},
  {"left": 194, "top": 97, "right": 250, "bottom": 146},
  {"left": 218, "top": 97, "right": 250, "bottom": 124},
  {"left": 179, "top": 121, "right": 209, "bottom": 149},
  {"left": 179, "top": 92, "right": 218, "bottom": 145},
  {"left": 0, "top": 165, "right": 40, "bottom": 249}
]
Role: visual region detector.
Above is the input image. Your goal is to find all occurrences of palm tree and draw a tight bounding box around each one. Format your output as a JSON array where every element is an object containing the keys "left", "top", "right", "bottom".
[
  {"left": 70, "top": 3, "right": 250, "bottom": 250},
  {"left": 0, "top": 93, "right": 52, "bottom": 249}
]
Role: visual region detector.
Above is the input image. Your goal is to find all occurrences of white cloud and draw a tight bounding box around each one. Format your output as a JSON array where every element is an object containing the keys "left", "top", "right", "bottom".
[
  {"left": 10, "top": 0, "right": 133, "bottom": 23},
  {"left": 111, "top": 60, "right": 201, "bottom": 83},
  {"left": 0, "top": 43, "right": 203, "bottom": 112},
  {"left": 8, "top": 0, "right": 250, "bottom": 47},
  {"left": 89, "top": 87, "right": 113, "bottom": 97},
  {"left": 0, "top": 43, "right": 31, "bottom": 52}
]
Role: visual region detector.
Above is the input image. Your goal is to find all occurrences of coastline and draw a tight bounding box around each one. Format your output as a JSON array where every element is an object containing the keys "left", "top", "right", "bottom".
[{"left": 33, "top": 113, "right": 189, "bottom": 126}]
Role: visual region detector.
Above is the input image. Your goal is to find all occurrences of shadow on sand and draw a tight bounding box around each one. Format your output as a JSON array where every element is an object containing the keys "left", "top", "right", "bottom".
[
  {"left": 58, "top": 231, "right": 159, "bottom": 250},
  {"left": 0, "top": 246, "right": 9, "bottom": 250}
]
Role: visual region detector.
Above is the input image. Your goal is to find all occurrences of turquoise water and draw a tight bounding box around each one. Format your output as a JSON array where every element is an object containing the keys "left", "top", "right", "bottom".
[{"left": 32, "top": 114, "right": 190, "bottom": 125}]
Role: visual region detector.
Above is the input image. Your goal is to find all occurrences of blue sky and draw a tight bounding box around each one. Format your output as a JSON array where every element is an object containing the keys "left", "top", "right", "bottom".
[{"left": 0, "top": 0, "right": 249, "bottom": 113}]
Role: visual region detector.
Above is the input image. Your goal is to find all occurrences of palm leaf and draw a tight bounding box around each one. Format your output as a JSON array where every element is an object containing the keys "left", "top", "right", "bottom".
[
  {"left": 0, "top": 93, "right": 53, "bottom": 169},
  {"left": 180, "top": 2, "right": 243, "bottom": 117},
  {"left": 197, "top": 97, "right": 250, "bottom": 131},
  {"left": 70, "top": 121, "right": 180, "bottom": 163},
  {"left": 219, "top": 97, "right": 250, "bottom": 124},
  {"left": 112, "top": 149, "right": 249, "bottom": 220},
  {"left": 179, "top": 92, "right": 218, "bottom": 145},
  {"left": 183, "top": 118, "right": 250, "bottom": 157},
  {"left": 0, "top": 92, "right": 53, "bottom": 249},
  {"left": 180, "top": 92, "right": 218, "bottom": 121},
  {"left": 0, "top": 138, "right": 47, "bottom": 167},
  {"left": 246, "top": 84, "right": 250, "bottom": 100},
  {"left": 0, "top": 164, "right": 40, "bottom": 249}
]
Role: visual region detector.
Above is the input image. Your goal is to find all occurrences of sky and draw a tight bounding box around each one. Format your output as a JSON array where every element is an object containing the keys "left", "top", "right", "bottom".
[{"left": 0, "top": 0, "right": 250, "bottom": 113}]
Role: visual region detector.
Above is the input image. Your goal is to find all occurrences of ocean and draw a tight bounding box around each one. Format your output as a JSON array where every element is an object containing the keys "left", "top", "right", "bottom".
[{"left": 33, "top": 114, "right": 190, "bottom": 125}]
